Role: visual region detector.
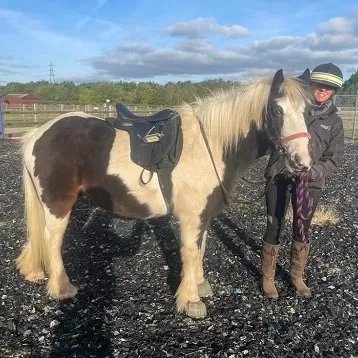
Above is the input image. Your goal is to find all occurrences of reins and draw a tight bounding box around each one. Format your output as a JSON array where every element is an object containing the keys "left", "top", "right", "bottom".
[
  {"left": 197, "top": 116, "right": 291, "bottom": 206},
  {"left": 197, "top": 118, "right": 231, "bottom": 206},
  {"left": 196, "top": 115, "right": 312, "bottom": 232}
]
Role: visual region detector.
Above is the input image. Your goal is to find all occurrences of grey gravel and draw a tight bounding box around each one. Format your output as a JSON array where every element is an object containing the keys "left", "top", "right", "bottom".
[{"left": 0, "top": 139, "right": 357, "bottom": 358}]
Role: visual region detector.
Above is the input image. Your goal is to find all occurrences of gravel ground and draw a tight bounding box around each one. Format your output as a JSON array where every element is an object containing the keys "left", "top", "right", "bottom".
[{"left": 0, "top": 139, "right": 357, "bottom": 358}]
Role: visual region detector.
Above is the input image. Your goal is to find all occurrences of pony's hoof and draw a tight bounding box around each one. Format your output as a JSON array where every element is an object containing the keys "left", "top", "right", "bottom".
[
  {"left": 25, "top": 270, "right": 46, "bottom": 282},
  {"left": 198, "top": 279, "right": 213, "bottom": 297},
  {"left": 48, "top": 281, "right": 78, "bottom": 300},
  {"left": 186, "top": 301, "right": 207, "bottom": 318}
]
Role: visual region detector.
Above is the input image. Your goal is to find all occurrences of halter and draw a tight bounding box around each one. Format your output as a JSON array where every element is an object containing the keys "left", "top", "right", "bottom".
[
  {"left": 265, "top": 103, "right": 311, "bottom": 156},
  {"left": 277, "top": 131, "right": 311, "bottom": 155}
]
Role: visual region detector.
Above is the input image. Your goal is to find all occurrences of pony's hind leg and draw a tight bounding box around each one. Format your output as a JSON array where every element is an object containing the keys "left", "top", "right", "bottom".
[
  {"left": 16, "top": 165, "right": 46, "bottom": 282},
  {"left": 44, "top": 209, "right": 78, "bottom": 299},
  {"left": 197, "top": 230, "right": 213, "bottom": 298},
  {"left": 175, "top": 216, "right": 207, "bottom": 318}
]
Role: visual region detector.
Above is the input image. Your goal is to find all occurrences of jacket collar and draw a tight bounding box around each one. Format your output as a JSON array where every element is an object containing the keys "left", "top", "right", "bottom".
[{"left": 310, "top": 100, "right": 337, "bottom": 119}]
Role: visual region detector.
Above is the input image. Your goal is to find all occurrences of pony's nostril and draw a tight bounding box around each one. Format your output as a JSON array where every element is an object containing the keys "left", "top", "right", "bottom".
[
  {"left": 291, "top": 154, "right": 311, "bottom": 172},
  {"left": 294, "top": 153, "right": 302, "bottom": 164},
  {"left": 301, "top": 165, "right": 309, "bottom": 172}
]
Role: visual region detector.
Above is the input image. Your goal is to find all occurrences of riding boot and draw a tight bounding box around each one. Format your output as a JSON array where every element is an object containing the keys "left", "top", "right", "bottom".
[
  {"left": 260, "top": 241, "right": 280, "bottom": 299},
  {"left": 290, "top": 240, "right": 311, "bottom": 297}
]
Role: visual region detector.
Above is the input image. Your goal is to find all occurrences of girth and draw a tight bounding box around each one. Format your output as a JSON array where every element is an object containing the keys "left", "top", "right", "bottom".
[{"left": 105, "top": 103, "right": 183, "bottom": 212}]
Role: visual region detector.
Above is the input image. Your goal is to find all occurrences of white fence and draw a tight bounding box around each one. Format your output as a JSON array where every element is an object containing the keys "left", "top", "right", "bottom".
[
  {"left": 335, "top": 91, "right": 358, "bottom": 140},
  {"left": 2, "top": 92, "right": 358, "bottom": 139}
]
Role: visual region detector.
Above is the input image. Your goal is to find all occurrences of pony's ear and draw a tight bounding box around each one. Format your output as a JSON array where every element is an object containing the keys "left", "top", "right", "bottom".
[
  {"left": 271, "top": 69, "right": 284, "bottom": 96},
  {"left": 298, "top": 68, "right": 310, "bottom": 82}
]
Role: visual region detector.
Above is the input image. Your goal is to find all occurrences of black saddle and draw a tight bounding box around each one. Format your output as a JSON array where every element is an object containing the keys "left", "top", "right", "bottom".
[
  {"left": 115, "top": 103, "right": 175, "bottom": 123},
  {"left": 105, "top": 103, "right": 183, "bottom": 174}
]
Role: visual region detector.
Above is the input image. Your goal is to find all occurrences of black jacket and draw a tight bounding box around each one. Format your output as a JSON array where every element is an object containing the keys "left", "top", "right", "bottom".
[{"left": 264, "top": 100, "right": 345, "bottom": 189}]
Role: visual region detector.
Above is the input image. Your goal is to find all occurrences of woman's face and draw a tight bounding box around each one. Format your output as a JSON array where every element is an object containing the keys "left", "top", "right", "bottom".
[{"left": 313, "top": 83, "right": 336, "bottom": 104}]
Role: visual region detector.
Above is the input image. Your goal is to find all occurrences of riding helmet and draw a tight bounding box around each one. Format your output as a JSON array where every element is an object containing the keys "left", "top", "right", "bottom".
[{"left": 310, "top": 63, "right": 343, "bottom": 89}]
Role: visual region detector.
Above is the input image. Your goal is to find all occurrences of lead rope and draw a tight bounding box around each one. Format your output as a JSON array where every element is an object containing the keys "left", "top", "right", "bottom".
[{"left": 295, "top": 171, "right": 313, "bottom": 244}]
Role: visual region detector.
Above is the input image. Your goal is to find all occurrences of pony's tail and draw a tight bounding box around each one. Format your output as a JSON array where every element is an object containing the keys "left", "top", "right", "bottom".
[{"left": 16, "top": 163, "right": 49, "bottom": 281}]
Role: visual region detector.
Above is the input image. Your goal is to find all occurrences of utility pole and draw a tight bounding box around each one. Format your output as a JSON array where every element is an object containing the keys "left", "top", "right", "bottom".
[{"left": 49, "top": 62, "right": 55, "bottom": 83}]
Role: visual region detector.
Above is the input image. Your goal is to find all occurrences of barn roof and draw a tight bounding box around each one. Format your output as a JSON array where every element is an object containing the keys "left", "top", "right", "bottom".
[{"left": 3, "top": 93, "right": 33, "bottom": 98}]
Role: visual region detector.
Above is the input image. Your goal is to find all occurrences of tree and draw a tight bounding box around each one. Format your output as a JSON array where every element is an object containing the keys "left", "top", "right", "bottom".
[
  {"left": 343, "top": 70, "right": 358, "bottom": 94},
  {"left": 78, "top": 88, "right": 99, "bottom": 104}
]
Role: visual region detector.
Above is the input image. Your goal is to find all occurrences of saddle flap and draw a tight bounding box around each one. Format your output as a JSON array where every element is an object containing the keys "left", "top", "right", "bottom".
[{"left": 129, "top": 118, "right": 178, "bottom": 165}]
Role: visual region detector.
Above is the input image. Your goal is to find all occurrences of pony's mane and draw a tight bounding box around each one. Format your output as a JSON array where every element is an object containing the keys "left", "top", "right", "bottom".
[{"left": 178, "top": 74, "right": 312, "bottom": 151}]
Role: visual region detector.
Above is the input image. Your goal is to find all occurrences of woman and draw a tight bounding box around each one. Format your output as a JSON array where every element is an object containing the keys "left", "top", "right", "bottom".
[{"left": 260, "top": 63, "right": 345, "bottom": 299}]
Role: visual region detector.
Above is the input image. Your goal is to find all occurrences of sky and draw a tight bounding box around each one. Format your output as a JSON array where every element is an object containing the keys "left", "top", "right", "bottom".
[{"left": 0, "top": 0, "right": 357, "bottom": 85}]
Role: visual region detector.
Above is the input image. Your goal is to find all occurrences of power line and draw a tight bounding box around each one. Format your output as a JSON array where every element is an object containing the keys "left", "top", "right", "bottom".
[{"left": 49, "top": 62, "right": 55, "bottom": 83}]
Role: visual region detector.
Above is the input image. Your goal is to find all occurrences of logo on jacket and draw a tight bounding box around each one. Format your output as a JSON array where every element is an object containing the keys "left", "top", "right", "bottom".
[{"left": 320, "top": 124, "right": 331, "bottom": 130}]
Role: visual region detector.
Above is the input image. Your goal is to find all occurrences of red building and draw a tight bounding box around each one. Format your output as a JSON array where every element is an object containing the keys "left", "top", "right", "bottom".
[{"left": 0, "top": 93, "right": 39, "bottom": 105}]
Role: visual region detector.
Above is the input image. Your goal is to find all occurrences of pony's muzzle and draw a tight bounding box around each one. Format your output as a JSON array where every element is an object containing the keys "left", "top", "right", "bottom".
[{"left": 289, "top": 153, "right": 312, "bottom": 172}]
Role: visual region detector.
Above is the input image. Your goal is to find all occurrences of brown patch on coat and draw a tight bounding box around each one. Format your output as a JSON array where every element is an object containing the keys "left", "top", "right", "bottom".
[{"left": 33, "top": 116, "right": 151, "bottom": 218}]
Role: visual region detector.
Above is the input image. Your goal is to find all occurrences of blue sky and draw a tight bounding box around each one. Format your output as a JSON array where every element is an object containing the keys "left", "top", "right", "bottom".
[{"left": 0, "top": 0, "right": 357, "bottom": 84}]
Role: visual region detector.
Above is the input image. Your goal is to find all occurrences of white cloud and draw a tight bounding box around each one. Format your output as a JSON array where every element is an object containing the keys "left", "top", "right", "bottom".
[
  {"left": 116, "top": 43, "right": 153, "bottom": 54},
  {"left": 316, "top": 17, "right": 353, "bottom": 35},
  {"left": 175, "top": 39, "right": 213, "bottom": 53},
  {"left": 163, "top": 17, "right": 250, "bottom": 39},
  {"left": 83, "top": 16, "right": 358, "bottom": 81}
]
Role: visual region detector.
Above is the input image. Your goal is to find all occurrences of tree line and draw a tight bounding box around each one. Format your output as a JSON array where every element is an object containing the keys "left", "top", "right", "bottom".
[
  {"left": 1, "top": 70, "right": 357, "bottom": 105},
  {"left": 0, "top": 79, "right": 238, "bottom": 105}
]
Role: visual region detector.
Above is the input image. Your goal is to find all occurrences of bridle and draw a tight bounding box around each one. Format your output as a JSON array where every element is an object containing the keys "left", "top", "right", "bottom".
[
  {"left": 196, "top": 100, "right": 311, "bottom": 206},
  {"left": 265, "top": 102, "right": 311, "bottom": 156}
]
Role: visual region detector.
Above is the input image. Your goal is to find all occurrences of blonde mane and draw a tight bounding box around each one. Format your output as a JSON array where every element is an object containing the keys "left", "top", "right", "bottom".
[{"left": 178, "top": 74, "right": 312, "bottom": 151}]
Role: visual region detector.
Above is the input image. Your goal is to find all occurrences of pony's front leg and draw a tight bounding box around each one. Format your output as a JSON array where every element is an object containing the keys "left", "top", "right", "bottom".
[
  {"left": 44, "top": 211, "right": 78, "bottom": 299},
  {"left": 197, "top": 230, "right": 213, "bottom": 298},
  {"left": 176, "top": 216, "right": 207, "bottom": 318}
]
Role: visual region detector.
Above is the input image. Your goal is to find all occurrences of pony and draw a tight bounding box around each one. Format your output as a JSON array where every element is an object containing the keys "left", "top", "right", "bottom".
[{"left": 16, "top": 69, "right": 313, "bottom": 318}]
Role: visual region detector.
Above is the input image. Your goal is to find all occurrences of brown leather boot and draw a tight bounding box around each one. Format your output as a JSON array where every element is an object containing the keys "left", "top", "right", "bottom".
[
  {"left": 260, "top": 241, "right": 280, "bottom": 299},
  {"left": 290, "top": 240, "right": 311, "bottom": 297}
]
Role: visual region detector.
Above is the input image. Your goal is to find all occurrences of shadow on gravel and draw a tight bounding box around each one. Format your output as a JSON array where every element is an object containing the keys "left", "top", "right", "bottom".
[
  {"left": 213, "top": 212, "right": 291, "bottom": 286},
  {"left": 145, "top": 216, "right": 182, "bottom": 295},
  {"left": 48, "top": 200, "right": 182, "bottom": 358},
  {"left": 49, "top": 198, "right": 145, "bottom": 358}
]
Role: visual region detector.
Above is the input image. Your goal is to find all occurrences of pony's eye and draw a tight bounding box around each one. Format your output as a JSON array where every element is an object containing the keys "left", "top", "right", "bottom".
[{"left": 276, "top": 109, "right": 283, "bottom": 116}]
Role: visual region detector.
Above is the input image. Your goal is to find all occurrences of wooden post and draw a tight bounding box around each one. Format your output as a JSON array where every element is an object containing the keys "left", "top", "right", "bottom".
[
  {"left": 0, "top": 103, "right": 4, "bottom": 140},
  {"left": 353, "top": 90, "right": 358, "bottom": 140},
  {"left": 34, "top": 103, "right": 37, "bottom": 123}
]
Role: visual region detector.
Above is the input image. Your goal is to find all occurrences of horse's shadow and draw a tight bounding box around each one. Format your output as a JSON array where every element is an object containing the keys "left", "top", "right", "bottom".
[
  {"left": 212, "top": 211, "right": 291, "bottom": 288},
  {"left": 144, "top": 217, "right": 182, "bottom": 295},
  {"left": 49, "top": 198, "right": 181, "bottom": 358},
  {"left": 48, "top": 200, "right": 292, "bottom": 356}
]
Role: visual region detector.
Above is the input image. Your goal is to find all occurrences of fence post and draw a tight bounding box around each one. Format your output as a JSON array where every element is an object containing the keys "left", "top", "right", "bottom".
[
  {"left": 0, "top": 102, "right": 4, "bottom": 140},
  {"left": 353, "top": 90, "right": 358, "bottom": 141}
]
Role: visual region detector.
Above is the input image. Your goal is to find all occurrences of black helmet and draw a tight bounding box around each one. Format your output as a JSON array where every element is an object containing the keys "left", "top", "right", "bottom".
[{"left": 310, "top": 63, "right": 343, "bottom": 89}]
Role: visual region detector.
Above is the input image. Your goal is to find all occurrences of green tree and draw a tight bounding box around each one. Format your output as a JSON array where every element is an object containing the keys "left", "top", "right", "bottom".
[{"left": 343, "top": 70, "right": 358, "bottom": 94}]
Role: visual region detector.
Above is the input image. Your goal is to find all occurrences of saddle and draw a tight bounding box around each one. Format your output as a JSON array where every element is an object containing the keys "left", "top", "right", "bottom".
[{"left": 105, "top": 103, "right": 183, "bottom": 174}]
